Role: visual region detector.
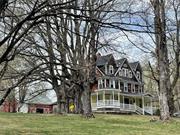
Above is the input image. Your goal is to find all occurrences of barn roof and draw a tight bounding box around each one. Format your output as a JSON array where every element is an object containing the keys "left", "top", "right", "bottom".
[{"left": 27, "top": 94, "right": 53, "bottom": 105}]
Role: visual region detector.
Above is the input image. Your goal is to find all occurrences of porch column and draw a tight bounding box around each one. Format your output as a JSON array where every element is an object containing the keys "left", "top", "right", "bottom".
[
  {"left": 113, "top": 80, "right": 115, "bottom": 89},
  {"left": 103, "top": 91, "right": 105, "bottom": 106},
  {"left": 98, "top": 79, "right": 100, "bottom": 89},
  {"left": 150, "top": 97, "right": 153, "bottom": 115},
  {"left": 142, "top": 96, "right": 144, "bottom": 115},
  {"left": 118, "top": 92, "right": 120, "bottom": 106},
  {"left": 96, "top": 92, "right": 98, "bottom": 106},
  {"left": 105, "top": 79, "right": 106, "bottom": 88},
  {"left": 123, "top": 96, "right": 124, "bottom": 109},
  {"left": 113, "top": 91, "right": 114, "bottom": 105}
]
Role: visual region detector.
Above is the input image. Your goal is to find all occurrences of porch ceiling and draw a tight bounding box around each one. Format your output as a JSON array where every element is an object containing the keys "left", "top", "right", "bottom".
[{"left": 92, "top": 91, "right": 153, "bottom": 98}]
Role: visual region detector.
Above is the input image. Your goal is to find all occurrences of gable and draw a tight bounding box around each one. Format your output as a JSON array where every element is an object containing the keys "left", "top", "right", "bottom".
[
  {"left": 96, "top": 67, "right": 104, "bottom": 77},
  {"left": 115, "top": 59, "right": 140, "bottom": 83},
  {"left": 96, "top": 54, "right": 117, "bottom": 75}
]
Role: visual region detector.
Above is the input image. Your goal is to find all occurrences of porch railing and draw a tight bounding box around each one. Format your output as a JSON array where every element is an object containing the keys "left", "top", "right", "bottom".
[{"left": 91, "top": 100, "right": 153, "bottom": 115}]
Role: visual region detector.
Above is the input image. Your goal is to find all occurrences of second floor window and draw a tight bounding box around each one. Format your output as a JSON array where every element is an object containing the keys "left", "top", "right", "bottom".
[
  {"left": 132, "top": 84, "right": 135, "bottom": 93},
  {"left": 109, "top": 65, "right": 114, "bottom": 74},
  {"left": 120, "top": 82, "right": 124, "bottom": 90},
  {"left": 129, "top": 71, "right": 132, "bottom": 78},
  {"left": 110, "top": 79, "right": 114, "bottom": 88},
  {"left": 125, "top": 69, "right": 128, "bottom": 77},
  {"left": 124, "top": 83, "right": 128, "bottom": 92},
  {"left": 120, "top": 68, "right": 128, "bottom": 77},
  {"left": 128, "top": 83, "right": 131, "bottom": 92},
  {"left": 137, "top": 71, "right": 140, "bottom": 79},
  {"left": 119, "top": 68, "right": 126, "bottom": 77},
  {"left": 98, "top": 79, "right": 105, "bottom": 89}
]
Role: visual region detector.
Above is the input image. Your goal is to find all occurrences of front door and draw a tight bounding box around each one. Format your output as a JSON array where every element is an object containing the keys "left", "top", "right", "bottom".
[{"left": 124, "top": 98, "right": 129, "bottom": 104}]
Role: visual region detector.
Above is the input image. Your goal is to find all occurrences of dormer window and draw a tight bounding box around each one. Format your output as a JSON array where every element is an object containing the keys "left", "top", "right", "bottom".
[
  {"left": 129, "top": 71, "right": 132, "bottom": 78},
  {"left": 119, "top": 69, "right": 123, "bottom": 76},
  {"left": 137, "top": 71, "right": 140, "bottom": 79},
  {"left": 109, "top": 65, "right": 114, "bottom": 74},
  {"left": 122, "top": 68, "right": 125, "bottom": 76},
  {"left": 125, "top": 69, "right": 128, "bottom": 77}
]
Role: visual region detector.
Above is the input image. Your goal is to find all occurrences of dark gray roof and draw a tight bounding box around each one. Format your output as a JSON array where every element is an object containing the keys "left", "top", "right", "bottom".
[
  {"left": 115, "top": 58, "right": 126, "bottom": 67},
  {"left": 96, "top": 54, "right": 113, "bottom": 66},
  {"left": 129, "top": 62, "right": 139, "bottom": 70},
  {"left": 27, "top": 94, "right": 53, "bottom": 105}
]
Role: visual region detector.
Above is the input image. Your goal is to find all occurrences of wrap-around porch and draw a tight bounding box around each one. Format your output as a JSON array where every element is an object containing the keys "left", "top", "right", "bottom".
[{"left": 91, "top": 90, "right": 153, "bottom": 115}]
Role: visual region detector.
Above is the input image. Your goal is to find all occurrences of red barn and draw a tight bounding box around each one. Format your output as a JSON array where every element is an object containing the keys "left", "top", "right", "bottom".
[
  {"left": 0, "top": 99, "right": 17, "bottom": 113},
  {"left": 27, "top": 94, "right": 54, "bottom": 114}
]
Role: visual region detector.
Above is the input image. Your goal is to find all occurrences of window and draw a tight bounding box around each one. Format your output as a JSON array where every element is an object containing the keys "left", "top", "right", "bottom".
[
  {"left": 120, "top": 68, "right": 125, "bottom": 76},
  {"left": 124, "top": 83, "right": 128, "bottom": 92},
  {"left": 125, "top": 69, "right": 128, "bottom": 77},
  {"left": 106, "top": 79, "right": 109, "bottom": 88},
  {"left": 115, "top": 80, "right": 119, "bottom": 89},
  {"left": 129, "top": 71, "right": 132, "bottom": 78},
  {"left": 120, "top": 68, "right": 128, "bottom": 77},
  {"left": 109, "top": 65, "right": 114, "bottom": 74},
  {"left": 98, "top": 79, "right": 105, "bottom": 89},
  {"left": 135, "top": 85, "right": 138, "bottom": 93},
  {"left": 120, "top": 82, "right": 124, "bottom": 90},
  {"left": 110, "top": 80, "right": 114, "bottom": 88},
  {"left": 128, "top": 83, "right": 131, "bottom": 92},
  {"left": 132, "top": 84, "right": 135, "bottom": 93},
  {"left": 137, "top": 71, "right": 140, "bottom": 79},
  {"left": 119, "top": 69, "right": 123, "bottom": 76},
  {"left": 102, "top": 79, "right": 105, "bottom": 88}
]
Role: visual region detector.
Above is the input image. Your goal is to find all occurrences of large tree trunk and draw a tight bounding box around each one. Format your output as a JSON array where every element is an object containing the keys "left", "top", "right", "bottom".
[
  {"left": 152, "top": 0, "right": 170, "bottom": 120},
  {"left": 167, "top": 88, "right": 175, "bottom": 116},
  {"left": 59, "top": 87, "right": 66, "bottom": 114},
  {"left": 74, "top": 89, "right": 82, "bottom": 114},
  {"left": 81, "top": 81, "right": 94, "bottom": 118},
  {"left": 56, "top": 94, "right": 61, "bottom": 114},
  {"left": 55, "top": 85, "right": 66, "bottom": 114},
  {"left": 159, "top": 57, "right": 170, "bottom": 120}
]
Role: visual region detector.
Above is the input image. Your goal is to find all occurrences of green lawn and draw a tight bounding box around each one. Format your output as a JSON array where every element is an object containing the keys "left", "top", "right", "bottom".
[{"left": 0, "top": 113, "right": 180, "bottom": 135}]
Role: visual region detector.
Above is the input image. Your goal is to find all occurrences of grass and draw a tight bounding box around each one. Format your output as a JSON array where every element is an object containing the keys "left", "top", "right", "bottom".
[{"left": 0, "top": 113, "right": 180, "bottom": 135}]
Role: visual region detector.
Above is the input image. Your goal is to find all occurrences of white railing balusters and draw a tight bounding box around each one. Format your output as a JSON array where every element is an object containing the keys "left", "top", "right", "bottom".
[{"left": 92, "top": 100, "right": 153, "bottom": 115}]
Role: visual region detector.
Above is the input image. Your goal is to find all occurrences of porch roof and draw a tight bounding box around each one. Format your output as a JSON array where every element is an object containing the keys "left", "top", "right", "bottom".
[
  {"left": 97, "top": 76, "right": 142, "bottom": 85},
  {"left": 120, "top": 92, "right": 153, "bottom": 98},
  {"left": 92, "top": 91, "right": 153, "bottom": 98}
]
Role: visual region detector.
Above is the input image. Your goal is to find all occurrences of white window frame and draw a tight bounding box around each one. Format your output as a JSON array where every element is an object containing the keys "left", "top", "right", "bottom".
[
  {"left": 124, "top": 83, "right": 128, "bottom": 92},
  {"left": 121, "top": 68, "right": 125, "bottom": 76},
  {"left": 132, "top": 84, "right": 135, "bottom": 93},
  {"left": 109, "top": 65, "right": 114, "bottom": 74},
  {"left": 137, "top": 71, "right": 140, "bottom": 79},
  {"left": 119, "top": 69, "right": 123, "bottom": 76},
  {"left": 125, "top": 69, "right": 128, "bottom": 77},
  {"left": 109, "top": 79, "right": 114, "bottom": 88},
  {"left": 129, "top": 70, "right": 132, "bottom": 78}
]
